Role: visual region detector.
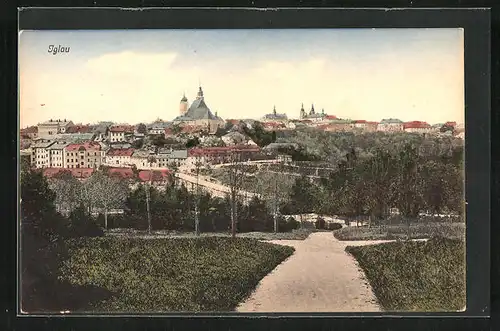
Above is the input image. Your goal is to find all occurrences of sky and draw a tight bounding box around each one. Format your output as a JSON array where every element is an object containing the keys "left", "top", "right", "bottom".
[{"left": 19, "top": 28, "right": 464, "bottom": 128}]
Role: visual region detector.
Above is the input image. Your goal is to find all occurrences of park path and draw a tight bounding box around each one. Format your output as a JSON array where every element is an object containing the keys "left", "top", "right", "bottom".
[{"left": 236, "top": 232, "right": 386, "bottom": 313}]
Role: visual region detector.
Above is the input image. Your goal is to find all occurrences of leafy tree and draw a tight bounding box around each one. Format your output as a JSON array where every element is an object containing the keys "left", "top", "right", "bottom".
[
  {"left": 186, "top": 137, "right": 200, "bottom": 148},
  {"left": 84, "top": 170, "right": 129, "bottom": 230},
  {"left": 48, "top": 170, "right": 82, "bottom": 214},
  {"left": 136, "top": 123, "right": 147, "bottom": 134},
  {"left": 131, "top": 138, "right": 144, "bottom": 149}
]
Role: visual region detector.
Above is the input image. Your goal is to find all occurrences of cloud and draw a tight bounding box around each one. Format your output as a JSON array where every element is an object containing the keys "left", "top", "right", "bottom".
[{"left": 86, "top": 51, "right": 178, "bottom": 78}]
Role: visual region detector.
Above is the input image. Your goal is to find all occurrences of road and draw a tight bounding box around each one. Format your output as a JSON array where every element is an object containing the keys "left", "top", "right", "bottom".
[
  {"left": 175, "top": 172, "right": 261, "bottom": 200},
  {"left": 236, "top": 232, "right": 382, "bottom": 312}
]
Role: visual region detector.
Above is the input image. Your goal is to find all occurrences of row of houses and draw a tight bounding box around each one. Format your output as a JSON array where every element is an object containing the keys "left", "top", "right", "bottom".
[
  {"left": 258, "top": 118, "right": 464, "bottom": 136},
  {"left": 24, "top": 137, "right": 264, "bottom": 171}
]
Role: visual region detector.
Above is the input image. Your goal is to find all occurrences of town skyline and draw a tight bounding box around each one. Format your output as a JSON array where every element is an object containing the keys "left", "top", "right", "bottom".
[{"left": 19, "top": 28, "right": 464, "bottom": 128}]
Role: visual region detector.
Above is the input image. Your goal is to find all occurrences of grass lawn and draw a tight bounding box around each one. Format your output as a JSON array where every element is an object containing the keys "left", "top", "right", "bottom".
[
  {"left": 59, "top": 236, "right": 294, "bottom": 312},
  {"left": 346, "top": 237, "right": 465, "bottom": 311},
  {"left": 107, "top": 228, "right": 314, "bottom": 241},
  {"left": 334, "top": 222, "right": 465, "bottom": 241}
]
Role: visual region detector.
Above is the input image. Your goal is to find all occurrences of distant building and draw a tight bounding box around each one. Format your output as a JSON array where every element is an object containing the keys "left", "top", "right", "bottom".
[
  {"left": 64, "top": 142, "right": 103, "bottom": 169},
  {"left": 32, "top": 141, "right": 55, "bottom": 168},
  {"left": 47, "top": 141, "right": 70, "bottom": 168},
  {"left": 105, "top": 148, "right": 135, "bottom": 167},
  {"left": 37, "top": 119, "right": 74, "bottom": 137},
  {"left": 109, "top": 125, "right": 134, "bottom": 142},
  {"left": 172, "top": 86, "right": 225, "bottom": 134},
  {"left": 299, "top": 104, "right": 327, "bottom": 122},
  {"left": 377, "top": 118, "right": 404, "bottom": 132},
  {"left": 262, "top": 106, "right": 288, "bottom": 122},
  {"left": 187, "top": 145, "right": 261, "bottom": 165},
  {"left": 403, "top": 121, "right": 432, "bottom": 134},
  {"left": 20, "top": 126, "right": 38, "bottom": 139},
  {"left": 353, "top": 120, "right": 379, "bottom": 132}
]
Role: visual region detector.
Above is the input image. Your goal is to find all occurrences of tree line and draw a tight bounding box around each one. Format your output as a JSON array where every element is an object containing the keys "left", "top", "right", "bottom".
[{"left": 282, "top": 141, "right": 464, "bottom": 225}]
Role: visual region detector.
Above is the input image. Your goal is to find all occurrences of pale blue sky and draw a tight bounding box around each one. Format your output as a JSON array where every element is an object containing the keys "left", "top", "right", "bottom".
[{"left": 19, "top": 28, "right": 464, "bottom": 127}]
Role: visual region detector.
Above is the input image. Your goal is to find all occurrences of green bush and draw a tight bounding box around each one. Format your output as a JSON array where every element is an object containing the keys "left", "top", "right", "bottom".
[
  {"left": 59, "top": 236, "right": 294, "bottom": 312},
  {"left": 327, "top": 222, "right": 342, "bottom": 231},
  {"left": 68, "top": 204, "right": 104, "bottom": 238},
  {"left": 346, "top": 237, "right": 465, "bottom": 311},
  {"left": 314, "top": 216, "right": 326, "bottom": 230}
]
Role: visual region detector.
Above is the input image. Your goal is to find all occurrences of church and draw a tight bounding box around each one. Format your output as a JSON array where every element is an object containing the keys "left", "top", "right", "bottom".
[
  {"left": 299, "top": 103, "right": 327, "bottom": 121},
  {"left": 172, "top": 86, "right": 225, "bottom": 134}
]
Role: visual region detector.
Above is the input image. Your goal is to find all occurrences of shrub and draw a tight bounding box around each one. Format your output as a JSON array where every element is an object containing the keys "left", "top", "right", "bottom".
[
  {"left": 327, "top": 222, "right": 342, "bottom": 231},
  {"left": 285, "top": 216, "right": 300, "bottom": 232},
  {"left": 314, "top": 216, "right": 326, "bottom": 230},
  {"left": 68, "top": 204, "right": 104, "bottom": 238}
]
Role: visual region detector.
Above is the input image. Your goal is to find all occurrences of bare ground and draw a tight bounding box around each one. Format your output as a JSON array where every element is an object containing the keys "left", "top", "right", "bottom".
[{"left": 236, "top": 232, "right": 387, "bottom": 312}]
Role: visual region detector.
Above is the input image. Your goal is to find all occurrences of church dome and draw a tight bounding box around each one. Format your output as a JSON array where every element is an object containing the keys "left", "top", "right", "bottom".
[{"left": 181, "top": 94, "right": 188, "bottom": 102}]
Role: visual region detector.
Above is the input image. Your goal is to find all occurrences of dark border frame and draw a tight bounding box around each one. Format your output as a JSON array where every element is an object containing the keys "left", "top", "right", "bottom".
[{"left": 7, "top": 6, "right": 491, "bottom": 331}]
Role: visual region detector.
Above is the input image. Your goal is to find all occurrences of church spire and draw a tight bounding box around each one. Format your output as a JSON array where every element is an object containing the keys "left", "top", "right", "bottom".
[
  {"left": 197, "top": 85, "right": 204, "bottom": 99},
  {"left": 273, "top": 105, "right": 277, "bottom": 116},
  {"left": 310, "top": 104, "right": 315, "bottom": 115}
]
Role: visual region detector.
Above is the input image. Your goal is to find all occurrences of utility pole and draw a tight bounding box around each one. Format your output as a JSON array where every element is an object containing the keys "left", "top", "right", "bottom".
[
  {"left": 146, "top": 156, "right": 155, "bottom": 235},
  {"left": 195, "top": 159, "right": 201, "bottom": 236}
]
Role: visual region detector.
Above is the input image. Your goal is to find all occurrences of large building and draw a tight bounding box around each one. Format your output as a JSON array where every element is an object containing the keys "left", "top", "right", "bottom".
[
  {"left": 64, "top": 142, "right": 104, "bottom": 169},
  {"left": 172, "top": 86, "right": 225, "bottom": 133},
  {"left": 262, "top": 106, "right": 288, "bottom": 122},
  {"left": 377, "top": 118, "right": 404, "bottom": 132},
  {"left": 37, "top": 119, "right": 74, "bottom": 137},
  {"left": 299, "top": 104, "right": 327, "bottom": 121}
]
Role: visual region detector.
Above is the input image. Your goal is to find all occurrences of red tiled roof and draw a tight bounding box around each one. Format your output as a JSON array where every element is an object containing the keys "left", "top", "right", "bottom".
[
  {"left": 65, "top": 125, "right": 92, "bottom": 134},
  {"left": 21, "top": 126, "right": 38, "bottom": 134},
  {"left": 65, "top": 142, "right": 101, "bottom": 151},
  {"left": 138, "top": 169, "right": 172, "bottom": 182},
  {"left": 107, "top": 167, "right": 135, "bottom": 179},
  {"left": 107, "top": 148, "right": 135, "bottom": 156},
  {"left": 109, "top": 125, "right": 134, "bottom": 133},
  {"left": 444, "top": 121, "right": 457, "bottom": 127},
  {"left": 324, "top": 115, "right": 338, "bottom": 120},
  {"left": 43, "top": 168, "right": 94, "bottom": 179},
  {"left": 403, "top": 121, "right": 431, "bottom": 129}
]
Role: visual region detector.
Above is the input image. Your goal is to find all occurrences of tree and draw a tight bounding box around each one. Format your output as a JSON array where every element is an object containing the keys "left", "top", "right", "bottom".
[
  {"left": 136, "top": 123, "right": 147, "bottom": 134},
  {"left": 48, "top": 170, "right": 82, "bottom": 215},
  {"left": 193, "top": 157, "right": 203, "bottom": 235},
  {"left": 225, "top": 149, "right": 244, "bottom": 237},
  {"left": 171, "top": 123, "right": 183, "bottom": 135},
  {"left": 256, "top": 163, "right": 294, "bottom": 232},
  {"left": 84, "top": 170, "right": 129, "bottom": 230},
  {"left": 186, "top": 137, "right": 200, "bottom": 148},
  {"left": 131, "top": 138, "right": 144, "bottom": 149}
]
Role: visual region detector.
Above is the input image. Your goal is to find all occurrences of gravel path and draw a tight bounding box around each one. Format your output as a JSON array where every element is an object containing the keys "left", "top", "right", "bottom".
[{"left": 236, "top": 232, "right": 384, "bottom": 312}]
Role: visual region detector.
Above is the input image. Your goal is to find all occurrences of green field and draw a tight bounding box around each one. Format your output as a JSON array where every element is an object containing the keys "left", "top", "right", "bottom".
[
  {"left": 346, "top": 237, "right": 465, "bottom": 311},
  {"left": 334, "top": 222, "right": 465, "bottom": 241},
  {"left": 59, "top": 236, "right": 294, "bottom": 312}
]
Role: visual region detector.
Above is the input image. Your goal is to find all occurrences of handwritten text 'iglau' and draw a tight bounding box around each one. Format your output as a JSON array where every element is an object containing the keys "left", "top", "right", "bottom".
[{"left": 48, "top": 45, "right": 70, "bottom": 55}]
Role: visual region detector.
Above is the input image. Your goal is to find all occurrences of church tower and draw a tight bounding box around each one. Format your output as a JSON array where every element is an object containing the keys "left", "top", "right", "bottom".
[
  {"left": 310, "top": 104, "right": 315, "bottom": 115},
  {"left": 196, "top": 85, "right": 204, "bottom": 100},
  {"left": 179, "top": 93, "right": 188, "bottom": 115},
  {"left": 273, "top": 105, "right": 277, "bottom": 116},
  {"left": 300, "top": 103, "right": 306, "bottom": 119}
]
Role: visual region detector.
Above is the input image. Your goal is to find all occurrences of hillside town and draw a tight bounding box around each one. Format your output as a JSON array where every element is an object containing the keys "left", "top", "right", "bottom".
[{"left": 20, "top": 85, "right": 465, "bottom": 186}]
